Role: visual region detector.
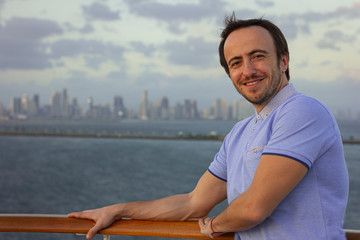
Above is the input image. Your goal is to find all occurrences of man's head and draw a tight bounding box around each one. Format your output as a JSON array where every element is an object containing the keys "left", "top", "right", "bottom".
[
  {"left": 219, "top": 15, "right": 290, "bottom": 81},
  {"left": 219, "top": 15, "right": 290, "bottom": 111}
]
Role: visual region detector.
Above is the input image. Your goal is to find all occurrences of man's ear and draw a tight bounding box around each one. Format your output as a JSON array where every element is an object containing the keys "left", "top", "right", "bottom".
[{"left": 280, "top": 54, "right": 289, "bottom": 73}]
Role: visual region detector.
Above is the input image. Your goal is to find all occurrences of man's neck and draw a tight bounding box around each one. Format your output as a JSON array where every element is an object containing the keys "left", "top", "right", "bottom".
[{"left": 254, "top": 78, "right": 289, "bottom": 113}]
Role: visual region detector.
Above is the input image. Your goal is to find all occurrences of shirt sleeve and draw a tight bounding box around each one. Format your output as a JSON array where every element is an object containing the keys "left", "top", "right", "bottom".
[
  {"left": 262, "top": 95, "right": 339, "bottom": 169},
  {"left": 208, "top": 126, "right": 234, "bottom": 182}
]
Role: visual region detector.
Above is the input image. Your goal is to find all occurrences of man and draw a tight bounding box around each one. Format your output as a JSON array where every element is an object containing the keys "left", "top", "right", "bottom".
[{"left": 69, "top": 15, "right": 349, "bottom": 240}]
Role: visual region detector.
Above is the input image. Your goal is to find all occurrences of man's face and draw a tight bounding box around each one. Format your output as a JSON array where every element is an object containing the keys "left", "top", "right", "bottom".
[{"left": 224, "top": 26, "right": 288, "bottom": 112}]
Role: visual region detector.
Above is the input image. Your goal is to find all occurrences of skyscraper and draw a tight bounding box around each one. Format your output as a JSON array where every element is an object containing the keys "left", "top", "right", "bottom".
[
  {"left": 10, "top": 97, "right": 22, "bottom": 116},
  {"left": 70, "top": 97, "right": 81, "bottom": 119},
  {"left": 232, "top": 99, "right": 253, "bottom": 120},
  {"left": 139, "top": 90, "right": 149, "bottom": 120},
  {"left": 50, "top": 91, "right": 62, "bottom": 118},
  {"left": 214, "top": 98, "right": 229, "bottom": 120},
  {"left": 113, "top": 96, "right": 126, "bottom": 119},
  {"left": 33, "top": 94, "right": 40, "bottom": 116},
  {"left": 21, "top": 94, "right": 28, "bottom": 115},
  {"left": 160, "top": 96, "right": 170, "bottom": 120},
  {"left": 62, "top": 88, "right": 69, "bottom": 118},
  {"left": 184, "top": 99, "right": 199, "bottom": 120}
]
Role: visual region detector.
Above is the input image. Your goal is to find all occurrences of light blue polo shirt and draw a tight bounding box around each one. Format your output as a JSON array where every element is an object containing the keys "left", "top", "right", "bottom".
[{"left": 208, "top": 84, "right": 349, "bottom": 240}]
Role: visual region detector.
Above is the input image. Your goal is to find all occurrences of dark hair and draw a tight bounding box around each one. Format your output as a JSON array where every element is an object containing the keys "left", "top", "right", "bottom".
[{"left": 219, "top": 14, "right": 290, "bottom": 80}]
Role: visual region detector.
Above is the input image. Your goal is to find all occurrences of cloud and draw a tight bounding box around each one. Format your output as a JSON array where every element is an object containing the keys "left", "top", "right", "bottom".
[
  {"left": 107, "top": 70, "right": 128, "bottom": 81},
  {"left": 0, "top": 15, "right": 125, "bottom": 71},
  {"left": 163, "top": 37, "right": 218, "bottom": 68},
  {"left": 265, "top": 3, "right": 360, "bottom": 42},
  {"left": 64, "top": 22, "right": 95, "bottom": 34},
  {"left": 125, "top": 0, "right": 226, "bottom": 33},
  {"left": 316, "top": 30, "right": 356, "bottom": 51},
  {"left": 293, "top": 74, "right": 360, "bottom": 113},
  {"left": 82, "top": 2, "right": 121, "bottom": 21},
  {"left": 1, "top": 17, "right": 63, "bottom": 39},
  {"left": 0, "top": 0, "right": 4, "bottom": 13},
  {"left": 126, "top": 0, "right": 225, "bottom": 21},
  {"left": 324, "top": 30, "right": 355, "bottom": 42},
  {"left": 316, "top": 39, "right": 340, "bottom": 51},
  {"left": 50, "top": 39, "right": 126, "bottom": 68},
  {"left": 131, "top": 41, "right": 157, "bottom": 57},
  {"left": 0, "top": 17, "right": 63, "bottom": 70},
  {"left": 255, "top": 0, "right": 275, "bottom": 8},
  {"left": 331, "top": 2, "right": 360, "bottom": 19}
]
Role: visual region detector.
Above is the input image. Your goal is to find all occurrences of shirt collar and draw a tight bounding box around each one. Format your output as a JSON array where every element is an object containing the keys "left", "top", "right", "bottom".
[{"left": 255, "top": 83, "right": 297, "bottom": 121}]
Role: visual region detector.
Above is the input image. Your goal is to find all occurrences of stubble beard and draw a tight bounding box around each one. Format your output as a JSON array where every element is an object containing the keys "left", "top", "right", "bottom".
[{"left": 235, "top": 67, "right": 283, "bottom": 107}]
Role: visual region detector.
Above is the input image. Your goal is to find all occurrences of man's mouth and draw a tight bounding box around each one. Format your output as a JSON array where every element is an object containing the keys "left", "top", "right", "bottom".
[{"left": 244, "top": 80, "right": 260, "bottom": 86}]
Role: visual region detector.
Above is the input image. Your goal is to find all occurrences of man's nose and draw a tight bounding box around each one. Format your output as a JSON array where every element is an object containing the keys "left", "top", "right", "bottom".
[{"left": 242, "top": 59, "right": 256, "bottom": 77}]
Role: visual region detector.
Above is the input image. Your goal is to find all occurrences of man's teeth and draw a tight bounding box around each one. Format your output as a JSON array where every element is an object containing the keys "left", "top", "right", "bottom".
[{"left": 245, "top": 81, "right": 259, "bottom": 86}]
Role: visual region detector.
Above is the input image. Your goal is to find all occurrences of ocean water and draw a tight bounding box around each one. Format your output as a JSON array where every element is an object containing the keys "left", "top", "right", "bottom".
[{"left": 0, "top": 120, "right": 359, "bottom": 240}]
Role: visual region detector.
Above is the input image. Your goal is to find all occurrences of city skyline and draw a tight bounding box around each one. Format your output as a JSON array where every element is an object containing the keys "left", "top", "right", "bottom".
[
  {"left": 1, "top": 0, "right": 360, "bottom": 114},
  {"left": 1, "top": 88, "right": 255, "bottom": 121},
  {"left": 1, "top": 87, "right": 359, "bottom": 122}
]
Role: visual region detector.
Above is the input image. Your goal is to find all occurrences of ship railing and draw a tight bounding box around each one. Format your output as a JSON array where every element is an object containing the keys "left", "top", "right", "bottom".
[{"left": 0, "top": 214, "right": 359, "bottom": 240}]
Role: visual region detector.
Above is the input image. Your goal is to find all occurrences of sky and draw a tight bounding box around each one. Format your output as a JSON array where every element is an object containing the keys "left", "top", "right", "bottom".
[{"left": 0, "top": 0, "right": 360, "bottom": 115}]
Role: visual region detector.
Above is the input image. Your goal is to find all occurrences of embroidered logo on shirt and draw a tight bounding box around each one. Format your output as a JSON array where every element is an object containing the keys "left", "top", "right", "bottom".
[{"left": 247, "top": 146, "right": 265, "bottom": 153}]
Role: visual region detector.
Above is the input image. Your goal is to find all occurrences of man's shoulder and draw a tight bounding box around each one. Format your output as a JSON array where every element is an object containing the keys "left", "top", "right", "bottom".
[{"left": 278, "top": 93, "right": 332, "bottom": 117}]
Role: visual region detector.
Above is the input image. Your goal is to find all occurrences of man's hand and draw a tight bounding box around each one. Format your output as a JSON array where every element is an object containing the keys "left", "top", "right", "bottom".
[
  {"left": 199, "top": 217, "right": 223, "bottom": 238},
  {"left": 68, "top": 171, "right": 227, "bottom": 239},
  {"left": 68, "top": 205, "right": 119, "bottom": 239}
]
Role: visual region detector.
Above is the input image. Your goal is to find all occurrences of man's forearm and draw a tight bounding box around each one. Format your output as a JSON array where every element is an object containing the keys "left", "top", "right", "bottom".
[
  {"left": 209, "top": 193, "right": 265, "bottom": 233},
  {"left": 114, "top": 193, "right": 208, "bottom": 222},
  {"left": 200, "top": 155, "right": 308, "bottom": 236}
]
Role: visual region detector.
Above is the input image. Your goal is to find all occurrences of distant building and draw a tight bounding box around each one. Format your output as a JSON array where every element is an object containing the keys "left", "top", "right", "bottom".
[
  {"left": 183, "top": 99, "right": 199, "bottom": 120},
  {"left": 10, "top": 97, "right": 22, "bottom": 116},
  {"left": 27, "top": 98, "right": 37, "bottom": 118},
  {"left": 70, "top": 97, "right": 81, "bottom": 119},
  {"left": 0, "top": 102, "right": 5, "bottom": 116},
  {"left": 62, "top": 89, "right": 69, "bottom": 118},
  {"left": 139, "top": 90, "right": 149, "bottom": 120},
  {"left": 21, "top": 94, "right": 29, "bottom": 115},
  {"left": 232, "top": 99, "right": 254, "bottom": 120},
  {"left": 174, "top": 102, "right": 184, "bottom": 120},
  {"left": 33, "top": 94, "right": 39, "bottom": 110},
  {"left": 160, "top": 96, "right": 170, "bottom": 120},
  {"left": 33, "top": 94, "right": 40, "bottom": 116},
  {"left": 50, "top": 91, "right": 62, "bottom": 118},
  {"left": 113, "top": 96, "right": 127, "bottom": 119}
]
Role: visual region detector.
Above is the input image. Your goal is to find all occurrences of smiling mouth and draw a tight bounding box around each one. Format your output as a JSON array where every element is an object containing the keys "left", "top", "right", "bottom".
[{"left": 244, "top": 79, "right": 262, "bottom": 86}]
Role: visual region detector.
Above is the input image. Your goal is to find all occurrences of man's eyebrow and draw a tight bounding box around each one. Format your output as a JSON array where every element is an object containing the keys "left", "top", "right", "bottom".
[
  {"left": 249, "top": 49, "right": 269, "bottom": 55},
  {"left": 228, "top": 56, "right": 242, "bottom": 66},
  {"left": 228, "top": 49, "right": 269, "bottom": 66}
]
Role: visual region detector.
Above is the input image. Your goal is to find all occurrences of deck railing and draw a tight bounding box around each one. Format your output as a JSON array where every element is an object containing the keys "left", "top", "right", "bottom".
[
  {"left": 0, "top": 214, "right": 233, "bottom": 239},
  {"left": 0, "top": 214, "right": 359, "bottom": 240}
]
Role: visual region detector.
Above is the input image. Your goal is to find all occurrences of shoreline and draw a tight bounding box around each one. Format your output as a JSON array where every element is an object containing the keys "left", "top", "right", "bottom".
[
  {"left": 1, "top": 131, "right": 359, "bottom": 144},
  {"left": 0, "top": 131, "right": 223, "bottom": 141}
]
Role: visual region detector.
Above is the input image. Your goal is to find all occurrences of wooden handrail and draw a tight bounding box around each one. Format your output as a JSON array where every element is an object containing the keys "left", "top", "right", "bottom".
[
  {"left": 0, "top": 214, "right": 359, "bottom": 239},
  {"left": 0, "top": 214, "right": 233, "bottom": 239}
]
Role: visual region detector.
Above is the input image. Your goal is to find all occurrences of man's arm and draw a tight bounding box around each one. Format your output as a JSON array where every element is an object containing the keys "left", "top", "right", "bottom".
[
  {"left": 69, "top": 170, "right": 227, "bottom": 239},
  {"left": 199, "top": 155, "right": 308, "bottom": 236}
]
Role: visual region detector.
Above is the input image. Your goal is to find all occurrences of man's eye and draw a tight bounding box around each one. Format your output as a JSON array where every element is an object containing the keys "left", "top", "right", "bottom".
[
  {"left": 253, "top": 54, "right": 265, "bottom": 60},
  {"left": 231, "top": 61, "right": 241, "bottom": 67}
]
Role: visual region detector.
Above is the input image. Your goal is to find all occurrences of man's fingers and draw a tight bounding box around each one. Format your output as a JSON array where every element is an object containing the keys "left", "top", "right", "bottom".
[
  {"left": 86, "top": 221, "right": 109, "bottom": 239},
  {"left": 198, "top": 217, "right": 210, "bottom": 228},
  {"left": 86, "top": 226, "right": 99, "bottom": 239},
  {"left": 68, "top": 210, "right": 93, "bottom": 219},
  {"left": 67, "top": 212, "right": 81, "bottom": 218}
]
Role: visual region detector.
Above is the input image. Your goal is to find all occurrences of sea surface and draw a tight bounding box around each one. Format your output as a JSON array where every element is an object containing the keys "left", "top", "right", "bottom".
[{"left": 0, "top": 120, "right": 359, "bottom": 240}]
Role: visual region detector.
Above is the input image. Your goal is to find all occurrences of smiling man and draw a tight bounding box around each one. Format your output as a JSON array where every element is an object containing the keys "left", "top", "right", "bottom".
[
  {"left": 69, "top": 16, "right": 349, "bottom": 240},
  {"left": 200, "top": 16, "right": 349, "bottom": 239}
]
